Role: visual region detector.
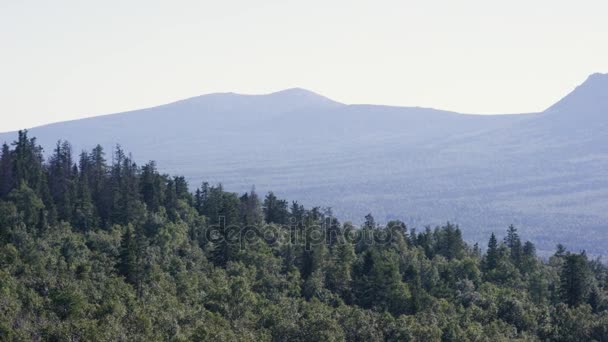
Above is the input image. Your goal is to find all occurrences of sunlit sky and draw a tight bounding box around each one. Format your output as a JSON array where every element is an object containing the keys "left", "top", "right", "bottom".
[{"left": 1, "top": 0, "right": 607, "bottom": 132}]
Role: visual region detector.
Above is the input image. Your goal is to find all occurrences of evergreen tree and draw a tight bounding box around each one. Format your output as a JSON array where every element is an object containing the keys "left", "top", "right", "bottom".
[
  {"left": 520, "top": 241, "right": 537, "bottom": 274},
  {"left": 560, "top": 252, "right": 591, "bottom": 307},
  {"left": 353, "top": 249, "right": 411, "bottom": 315},
  {"left": 11, "top": 130, "right": 45, "bottom": 194},
  {"left": 484, "top": 233, "right": 499, "bottom": 271},
  {"left": 504, "top": 225, "right": 522, "bottom": 268},
  {"left": 140, "top": 162, "right": 163, "bottom": 212},
  {"left": 7, "top": 182, "right": 45, "bottom": 229},
  {"left": 0, "top": 143, "right": 13, "bottom": 198},
  {"left": 290, "top": 200, "right": 305, "bottom": 223},
  {"left": 328, "top": 240, "right": 356, "bottom": 302},
  {"left": 555, "top": 244, "right": 567, "bottom": 258},
  {"left": 263, "top": 192, "right": 289, "bottom": 225},
  {"left": 118, "top": 224, "right": 136, "bottom": 283},
  {"left": 87, "top": 145, "right": 110, "bottom": 226},
  {"left": 435, "top": 223, "right": 464, "bottom": 260},
  {"left": 208, "top": 190, "right": 241, "bottom": 266},
  {"left": 173, "top": 176, "right": 190, "bottom": 202},
  {"left": 117, "top": 224, "right": 146, "bottom": 298},
  {"left": 239, "top": 187, "right": 263, "bottom": 226},
  {"left": 73, "top": 172, "right": 95, "bottom": 231},
  {"left": 363, "top": 213, "right": 375, "bottom": 229},
  {"left": 48, "top": 140, "right": 77, "bottom": 222}
]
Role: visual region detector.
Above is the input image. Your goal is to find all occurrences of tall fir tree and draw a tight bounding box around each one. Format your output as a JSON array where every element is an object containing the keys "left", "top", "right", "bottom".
[
  {"left": 560, "top": 252, "right": 591, "bottom": 307},
  {"left": 0, "top": 143, "right": 13, "bottom": 198},
  {"left": 505, "top": 225, "right": 522, "bottom": 268},
  {"left": 484, "top": 233, "right": 499, "bottom": 271}
]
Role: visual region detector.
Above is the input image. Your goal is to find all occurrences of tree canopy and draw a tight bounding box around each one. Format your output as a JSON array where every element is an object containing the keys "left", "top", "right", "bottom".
[{"left": 0, "top": 131, "right": 606, "bottom": 341}]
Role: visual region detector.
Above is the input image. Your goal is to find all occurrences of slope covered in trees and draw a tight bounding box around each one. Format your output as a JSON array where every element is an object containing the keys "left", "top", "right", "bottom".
[
  {"left": 3, "top": 74, "right": 608, "bottom": 256},
  {"left": 0, "top": 131, "right": 607, "bottom": 341}
]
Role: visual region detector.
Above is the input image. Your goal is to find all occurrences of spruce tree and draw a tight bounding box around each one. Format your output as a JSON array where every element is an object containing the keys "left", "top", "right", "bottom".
[
  {"left": 560, "top": 252, "right": 591, "bottom": 307},
  {"left": 484, "top": 233, "right": 499, "bottom": 271},
  {"left": 0, "top": 143, "right": 13, "bottom": 198},
  {"left": 239, "top": 187, "right": 263, "bottom": 226},
  {"left": 263, "top": 192, "right": 289, "bottom": 225},
  {"left": 505, "top": 225, "right": 522, "bottom": 268}
]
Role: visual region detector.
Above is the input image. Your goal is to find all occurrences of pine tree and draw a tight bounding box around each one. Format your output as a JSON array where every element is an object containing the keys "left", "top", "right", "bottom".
[
  {"left": 11, "top": 130, "right": 45, "bottom": 195},
  {"left": 7, "top": 182, "right": 45, "bottom": 229},
  {"left": 484, "top": 233, "right": 499, "bottom": 271},
  {"left": 208, "top": 190, "right": 241, "bottom": 266},
  {"left": 560, "top": 252, "right": 591, "bottom": 307},
  {"left": 118, "top": 224, "right": 146, "bottom": 298},
  {"left": 436, "top": 223, "right": 464, "bottom": 260},
  {"left": 74, "top": 172, "right": 96, "bottom": 231},
  {"left": 0, "top": 143, "right": 14, "bottom": 198},
  {"left": 520, "top": 241, "right": 537, "bottom": 274},
  {"left": 353, "top": 249, "right": 411, "bottom": 315},
  {"left": 87, "top": 145, "right": 110, "bottom": 226},
  {"left": 164, "top": 178, "right": 178, "bottom": 217},
  {"left": 194, "top": 188, "right": 203, "bottom": 213},
  {"left": 118, "top": 224, "right": 136, "bottom": 282},
  {"left": 48, "top": 140, "right": 77, "bottom": 222},
  {"left": 239, "top": 187, "right": 263, "bottom": 226},
  {"left": 263, "top": 192, "right": 289, "bottom": 225},
  {"left": 588, "top": 287, "right": 602, "bottom": 313},
  {"left": 328, "top": 241, "right": 356, "bottom": 302},
  {"left": 529, "top": 272, "right": 548, "bottom": 304},
  {"left": 505, "top": 225, "right": 522, "bottom": 268},
  {"left": 110, "top": 147, "right": 141, "bottom": 225},
  {"left": 554, "top": 244, "right": 567, "bottom": 258},
  {"left": 290, "top": 201, "right": 305, "bottom": 223},
  {"left": 140, "top": 162, "right": 163, "bottom": 212},
  {"left": 473, "top": 243, "right": 482, "bottom": 258},
  {"left": 173, "top": 176, "right": 190, "bottom": 202}
]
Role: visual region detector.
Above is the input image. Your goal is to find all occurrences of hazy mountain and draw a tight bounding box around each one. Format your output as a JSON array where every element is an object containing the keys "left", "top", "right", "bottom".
[{"left": 1, "top": 74, "right": 607, "bottom": 255}]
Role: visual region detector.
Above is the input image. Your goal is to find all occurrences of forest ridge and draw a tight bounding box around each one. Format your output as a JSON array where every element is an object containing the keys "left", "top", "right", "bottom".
[{"left": 0, "top": 131, "right": 607, "bottom": 340}]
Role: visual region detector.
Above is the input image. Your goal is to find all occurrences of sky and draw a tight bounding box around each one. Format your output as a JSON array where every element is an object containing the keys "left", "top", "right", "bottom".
[{"left": 1, "top": 0, "right": 607, "bottom": 132}]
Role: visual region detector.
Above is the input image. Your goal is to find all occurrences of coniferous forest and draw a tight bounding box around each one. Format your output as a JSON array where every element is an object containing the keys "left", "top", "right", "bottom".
[{"left": 1, "top": 130, "right": 608, "bottom": 341}]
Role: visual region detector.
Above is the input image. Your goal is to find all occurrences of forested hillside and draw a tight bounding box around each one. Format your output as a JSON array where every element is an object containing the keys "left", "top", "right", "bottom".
[
  {"left": 3, "top": 74, "right": 608, "bottom": 256},
  {"left": 1, "top": 131, "right": 607, "bottom": 341}
]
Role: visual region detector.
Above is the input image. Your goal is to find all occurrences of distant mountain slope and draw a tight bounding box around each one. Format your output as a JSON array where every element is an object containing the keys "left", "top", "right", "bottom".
[
  {"left": 1, "top": 74, "right": 607, "bottom": 255},
  {"left": 546, "top": 73, "right": 608, "bottom": 116}
]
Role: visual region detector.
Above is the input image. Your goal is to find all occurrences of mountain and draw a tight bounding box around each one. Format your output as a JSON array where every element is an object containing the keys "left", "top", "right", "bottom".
[
  {"left": 546, "top": 73, "right": 608, "bottom": 116},
  {"left": 1, "top": 74, "right": 607, "bottom": 255}
]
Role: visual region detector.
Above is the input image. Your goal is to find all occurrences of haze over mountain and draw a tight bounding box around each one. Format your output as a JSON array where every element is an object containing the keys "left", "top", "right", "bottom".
[{"left": 1, "top": 73, "right": 607, "bottom": 255}]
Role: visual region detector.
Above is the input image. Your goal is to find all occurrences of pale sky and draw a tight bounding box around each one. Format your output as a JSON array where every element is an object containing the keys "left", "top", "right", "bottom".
[{"left": 1, "top": 0, "right": 607, "bottom": 132}]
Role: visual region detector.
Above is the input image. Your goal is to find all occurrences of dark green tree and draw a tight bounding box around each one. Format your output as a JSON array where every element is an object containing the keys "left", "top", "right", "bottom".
[
  {"left": 263, "top": 192, "right": 289, "bottom": 225},
  {"left": 48, "top": 140, "right": 77, "bottom": 222},
  {"left": 560, "top": 252, "right": 591, "bottom": 307},
  {"left": 484, "top": 233, "right": 499, "bottom": 271},
  {"left": 504, "top": 225, "right": 522, "bottom": 268},
  {"left": 0, "top": 143, "right": 13, "bottom": 198}
]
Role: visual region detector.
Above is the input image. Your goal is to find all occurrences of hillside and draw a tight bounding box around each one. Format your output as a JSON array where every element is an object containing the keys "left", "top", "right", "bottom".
[
  {"left": 0, "top": 133, "right": 607, "bottom": 340},
  {"left": 1, "top": 74, "right": 607, "bottom": 255}
]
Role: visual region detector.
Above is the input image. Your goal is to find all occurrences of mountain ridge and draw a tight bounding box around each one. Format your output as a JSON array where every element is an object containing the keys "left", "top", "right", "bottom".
[
  {"left": 4, "top": 73, "right": 608, "bottom": 136},
  {"left": 0, "top": 74, "right": 606, "bottom": 256}
]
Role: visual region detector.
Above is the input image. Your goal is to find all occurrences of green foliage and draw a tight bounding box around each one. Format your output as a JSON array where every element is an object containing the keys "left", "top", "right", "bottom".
[
  {"left": 7, "top": 182, "right": 44, "bottom": 228},
  {"left": 0, "top": 132, "right": 606, "bottom": 340},
  {"left": 560, "top": 252, "right": 592, "bottom": 307}
]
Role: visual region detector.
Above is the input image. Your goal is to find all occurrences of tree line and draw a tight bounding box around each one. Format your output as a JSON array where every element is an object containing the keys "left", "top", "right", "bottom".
[{"left": 0, "top": 131, "right": 607, "bottom": 341}]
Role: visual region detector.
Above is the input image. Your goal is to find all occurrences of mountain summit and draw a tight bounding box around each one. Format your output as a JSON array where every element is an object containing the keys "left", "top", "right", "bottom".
[
  {"left": 164, "top": 87, "right": 343, "bottom": 117},
  {"left": 545, "top": 72, "right": 608, "bottom": 115},
  {"left": 265, "top": 87, "right": 344, "bottom": 108}
]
